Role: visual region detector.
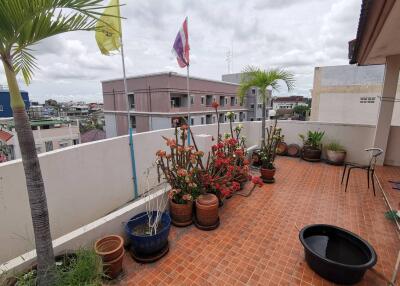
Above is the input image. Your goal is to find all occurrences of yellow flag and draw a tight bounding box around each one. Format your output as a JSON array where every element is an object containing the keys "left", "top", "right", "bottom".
[{"left": 95, "top": 0, "right": 121, "bottom": 55}]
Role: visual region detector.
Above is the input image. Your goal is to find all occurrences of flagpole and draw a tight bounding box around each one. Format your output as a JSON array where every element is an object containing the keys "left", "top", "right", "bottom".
[
  {"left": 120, "top": 36, "right": 139, "bottom": 199},
  {"left": 186, "top": 64, "right": 191, "bottom": 145}
]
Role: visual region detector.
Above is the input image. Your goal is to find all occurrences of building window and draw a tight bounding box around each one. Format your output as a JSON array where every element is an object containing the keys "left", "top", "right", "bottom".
[
  {"left": 230, "top": 97, "right": 235, "bottom": 106},
  {"left": 128, "top": 93, "right": 135, "bottom": 109},
  {"left": 73, "top": 139, "right": 79, "bottom": 145},
  {"left": 257, "top": 104, "right": 262, "bottom": 109},
  {"left": 45, "top": 141, "right": 53, "bottom": 152},
  {"left": 220, "top": 96, "right": 225, "bottom": 107},
  {"left": 225, "top": 97, "right": 228, "bottom": 105},
  {"left": 250, "top": 118, "right": 254, "bottom": 121},
  {"left": 130, "top": 116, "right": 136, "bottom": 128},
  {"left": 206, "top": 95, "right": 213, "bottom": 106},
  {"left": 190, "top": 95, "right": 194, "bottom": 105},
  {"left": 250, "top": 104, "right": 255, "bottom": 109},
  {"left": 252, "top": 88, "right": 256, "bottom": 95},
  {"left": 201, "top": 96, "right": 205, "bottom": 105},
  {"left": 201, "top": 117, "right": 204, "bottom": 124},
  {"left": 235, "top": 98, "right": 238, "bottom": 105},
  {"left": 190, "top": 118, "right": 194, "bottom": 125},
  {"left": 234, "top": 114, "right": 237, "bottom": 120}
]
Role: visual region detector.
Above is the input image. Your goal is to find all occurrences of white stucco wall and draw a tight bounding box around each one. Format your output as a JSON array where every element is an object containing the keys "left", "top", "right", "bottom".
[{"left": 151, "top": 116, "right": 171, "bottom": 130}]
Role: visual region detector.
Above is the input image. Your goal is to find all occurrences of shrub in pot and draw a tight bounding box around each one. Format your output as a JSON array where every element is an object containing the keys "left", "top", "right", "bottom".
[
  {"left": 259, "top": 119, "right": 283, "bottom": 183},
  {"left": 326, "top": 141, "right": 346, "bottom": 165},
  {"left": 299, "top": 130, "right": 325, "bottom": 162},
  {"left": 156, "top": 125, "right": 203, "bottom": 227},
  {"left": 125, "top": 211, "right": 171, "bottom": 257}
]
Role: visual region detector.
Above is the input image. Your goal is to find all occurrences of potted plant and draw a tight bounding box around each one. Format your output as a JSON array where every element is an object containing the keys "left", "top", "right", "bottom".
[
  {"left": 326, "top": 141, "right": 347, "bottom": 165},
  {"left": 259, "top": 119, "right": 283, "bottom": 183},
  {"left": 124, "top": 186, "right": 170, "bottom": 261},
  {"left": 94, "top": 235, "right": 124, "bottom": 279},
  {"left": 299, "top": 130, "right": 325, "bottom": 162},
  {"left": 156, "top": 125, "right": 203, "bottom": 227}
]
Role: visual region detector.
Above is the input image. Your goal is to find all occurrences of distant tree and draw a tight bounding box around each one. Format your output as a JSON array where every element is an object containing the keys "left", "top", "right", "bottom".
[
  {"left": 0, "top": 1, "right": 113, "bottom": 284},
  {"left": 238, "top": 66, "right": 295, "bottom": 145},
  {"left": 293, "top": 105, "right": 310, "bottom": 120}
]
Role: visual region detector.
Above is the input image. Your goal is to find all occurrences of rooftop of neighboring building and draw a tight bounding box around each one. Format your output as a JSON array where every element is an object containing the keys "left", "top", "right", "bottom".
[
  {"left": 101, "top": 71, "right": 239, "bottom": 86},
  {"left": 273, "top": 96, "right": 307, "bottom": 103},
  {"left": 0, "top": 129, "right": 13, "bottom": 142},
  {"left": 80, "top": 129, "right": 106, "bottom": 143}
]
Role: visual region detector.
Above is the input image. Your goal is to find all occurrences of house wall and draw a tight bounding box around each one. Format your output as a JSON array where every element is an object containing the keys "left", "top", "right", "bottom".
[
  {"left": 311, "top": 65, "right": 400, "bottom": 126},
  {"left": 1, "top": 120, "right": 398, "bottom": 264}
]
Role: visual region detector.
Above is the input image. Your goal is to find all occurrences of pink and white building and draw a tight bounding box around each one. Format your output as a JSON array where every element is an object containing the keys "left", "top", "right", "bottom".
[{"left": 102, "top": 72, "right": 247, "bottom": 137}]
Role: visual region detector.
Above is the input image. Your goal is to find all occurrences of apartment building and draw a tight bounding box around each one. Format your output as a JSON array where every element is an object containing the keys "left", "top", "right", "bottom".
[
  {"left": 102, "top": 72, "right": 247, "bottom": 136},
  {"left": 0, "top": 118, "right": 80, "bottom": 161},
  {"left": 272, "top": 96, "right": 308, "bottom": 110},
  {"left": 0, "top": 86, "right": 30, "bottom": 118},
  {"left": 310, "top": 64, "right": 400, "bottom": 125},
  {"left": 221, "top": 73, "right": 272, "bottom": 121}
]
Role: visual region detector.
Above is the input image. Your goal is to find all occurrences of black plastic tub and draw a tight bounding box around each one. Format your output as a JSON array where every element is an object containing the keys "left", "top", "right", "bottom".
[{"left": 299, "top": 224, "right": 377, "bottom": 284}]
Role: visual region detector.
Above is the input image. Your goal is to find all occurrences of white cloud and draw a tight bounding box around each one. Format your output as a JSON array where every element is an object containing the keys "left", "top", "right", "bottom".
[{"left": 0, "top": 0, "right": 362, "bottom": 102}]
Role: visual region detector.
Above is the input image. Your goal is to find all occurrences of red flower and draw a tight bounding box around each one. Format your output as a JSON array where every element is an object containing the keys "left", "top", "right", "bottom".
[
  {"left": 212, "top": 101, "right": 219, "bottom": 109},
  {"left": 252, "top": 176, "right": 264, "bottom": 187},
  {"left": 221, "top": 188, "right": 231, "bottom": 197},
  {"left": 232, "top": 181, "right": 240, "bottom": 192}
]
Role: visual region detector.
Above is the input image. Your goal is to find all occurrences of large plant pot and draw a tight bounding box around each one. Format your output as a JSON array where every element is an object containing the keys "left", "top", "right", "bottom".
[
  {"left": 125, "top": 211, "right": 171, "bottom": 256},
  {"left": 276, "top": 142, "right": 288, "bottom": 156},
  {"left": 326, "top": 150, "right": 346, "bottom": 165},
  {"left": 303, "top": 148, "right": 322, "bottom": 162},
  {"left": 287, "top": 144, "right": 301, "bottom": 157},
  {"left": 169, "top": 199, "right": 193, "bottom": 227},
  {"left": 195, "top": 194, "right": 219, "bottom": 227},
  {"left": 260, "top": 167, "right": 276, "bottom": 183}
]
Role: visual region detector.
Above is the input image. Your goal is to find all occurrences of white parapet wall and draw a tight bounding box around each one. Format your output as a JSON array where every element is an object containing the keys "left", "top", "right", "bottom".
[{"left": 0, "top": 120, "right": 395, "bottom": 266}]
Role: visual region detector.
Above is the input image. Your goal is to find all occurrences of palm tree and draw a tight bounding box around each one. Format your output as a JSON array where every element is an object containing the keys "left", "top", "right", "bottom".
[
  {"left": 238, "top": 66, "right": 295, "bottom": 146},
  {"left": 0, "top": 1, "right": 113, "bottom": 284}
]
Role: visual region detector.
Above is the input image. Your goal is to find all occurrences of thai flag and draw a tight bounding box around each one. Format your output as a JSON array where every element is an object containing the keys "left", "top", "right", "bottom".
[{"left": 172, "top": 17, "right": 189, "bottom": 68}]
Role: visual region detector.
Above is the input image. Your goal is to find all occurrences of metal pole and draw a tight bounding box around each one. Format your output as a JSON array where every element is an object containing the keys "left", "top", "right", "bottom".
[
  {"left": 120, "top": 36, "right": 139, "bottom": 198},
  {"left": 187, "top": 64, "right": 191, "bottom": 145}
]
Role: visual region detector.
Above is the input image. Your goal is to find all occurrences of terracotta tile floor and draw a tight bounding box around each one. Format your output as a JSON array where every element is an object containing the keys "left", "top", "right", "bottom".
[
  {"left": 110, "top": 157, "right": 399, "bottom": 286},
  {"left": 376, "top": 165, "right": 400, "bottom": 211}
]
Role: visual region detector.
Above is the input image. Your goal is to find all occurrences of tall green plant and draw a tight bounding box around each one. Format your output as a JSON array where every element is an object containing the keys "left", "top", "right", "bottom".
[
  {"left": 238, "top": 66, "right": 294, "bottom": 146},
  {"left": 0, "top": 1, "right": 114, "bottom": 284}
]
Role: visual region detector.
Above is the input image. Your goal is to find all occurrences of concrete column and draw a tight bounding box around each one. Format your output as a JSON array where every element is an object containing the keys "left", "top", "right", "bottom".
[{"left": 373, "top": 55, "right": 400, "bottom": 164}]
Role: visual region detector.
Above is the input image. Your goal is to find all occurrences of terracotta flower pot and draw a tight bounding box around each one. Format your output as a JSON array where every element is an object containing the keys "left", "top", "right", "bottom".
[
  {"left": 326, "top": 150, "right": 346, "bottom": 165},
  {"left": 260, "top": 167, "right": 276, "bottom": 180},
  {"left": 169, "top": 198, "right": 193, "bottom": 227},
  {"left": 195, "top": 193, "right": 219, "bottom": 226},
  {"left": 94, "top": 235, "right": 124, "bottom": 279},
  {"left": 276, "top": 142, "right": 288, "bottom": 155}
]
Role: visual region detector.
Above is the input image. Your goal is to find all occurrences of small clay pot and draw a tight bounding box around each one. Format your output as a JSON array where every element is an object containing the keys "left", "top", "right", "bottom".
[
  {"left": 103, "top": 248, "right": 124, "bottom": 279},
  {"left": 260, "top": 167, "right": 276, "bottom": 180},
  {"left": 195, "top": 194, "right": 219, "bottom": 226},
  {"left": 95, "top": 235, "right": 124, "bottom": 279},
  {"left": 169, "top": 198, "right": 193, "bottom": 226},
  {"left": 287, "top": 144, "right": 301, "bottom": 157}
]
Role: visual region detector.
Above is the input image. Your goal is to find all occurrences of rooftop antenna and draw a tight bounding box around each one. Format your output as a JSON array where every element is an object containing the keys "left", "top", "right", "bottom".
[{"left": 225, "top": 50, "right": 232, "bottom": 73}]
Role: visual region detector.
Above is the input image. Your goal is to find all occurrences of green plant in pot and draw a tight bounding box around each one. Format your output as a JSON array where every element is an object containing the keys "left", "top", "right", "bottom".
[
  {"left": 299, "top": 130, "right": 325, "bottom": 162},
  {"left": 259, "top": 119, "right": 283, "bottom": 183},
  {"left": 326, "top": 141, "right": 347, "bottom": 165}
]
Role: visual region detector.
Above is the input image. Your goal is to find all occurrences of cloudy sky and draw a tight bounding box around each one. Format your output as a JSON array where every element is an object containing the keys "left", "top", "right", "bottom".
[{"left": 0, "top": 0, "right": 362, "bottom": 103}]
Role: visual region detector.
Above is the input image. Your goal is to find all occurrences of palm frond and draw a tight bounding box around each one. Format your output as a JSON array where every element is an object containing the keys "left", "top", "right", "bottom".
[
  {"left": 0, "top": 0, "right": 118, "bottom": 83},
  {"left": 13, "top": 48, "right": 38, "bottom": 84}
]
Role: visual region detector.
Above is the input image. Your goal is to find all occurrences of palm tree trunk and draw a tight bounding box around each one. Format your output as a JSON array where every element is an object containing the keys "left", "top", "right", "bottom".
[
  {"left": 261, "top": 89, "right": 266, "bottom": 147},
  {"left": 2, "top": 59, "right": 55, "bottom": 285}
]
